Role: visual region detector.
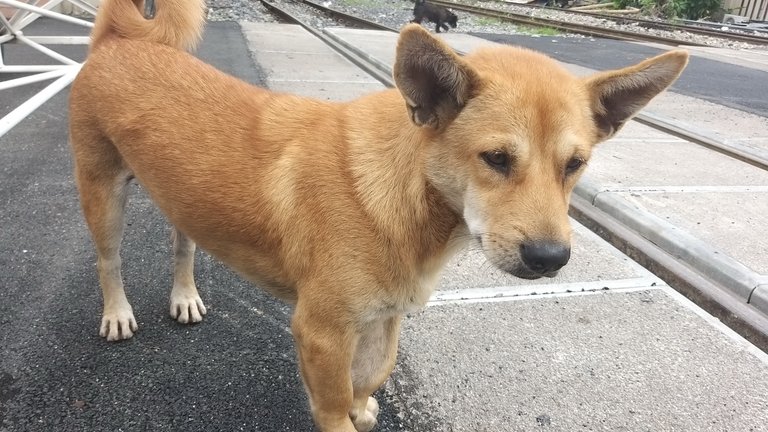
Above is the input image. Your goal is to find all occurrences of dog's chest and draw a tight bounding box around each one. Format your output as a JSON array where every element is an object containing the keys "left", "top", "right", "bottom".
[{"left": 362, "top": 230, "right": 467, "bottom": 322}]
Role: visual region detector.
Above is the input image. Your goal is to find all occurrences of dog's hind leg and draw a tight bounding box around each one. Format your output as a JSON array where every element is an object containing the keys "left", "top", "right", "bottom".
[
  {"left": 169, "top": 227, "right": 206, "bottom": 323},
  {"left": 349, "top": 316, "right": 402, "bottom": 432},
  {"left": 72, "top": 132, "right": 136, "bottom": 341}
]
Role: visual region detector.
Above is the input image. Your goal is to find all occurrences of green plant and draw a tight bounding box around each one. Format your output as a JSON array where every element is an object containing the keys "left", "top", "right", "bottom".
[
  {"left": 671, "top": 0, "right": 722, "bottom": 19},
  {"left": 613, "top": 0, "right": 680, "bottom": 18},
  {"left": 612, "top": 0, "right": 641, "bottom": 9}
]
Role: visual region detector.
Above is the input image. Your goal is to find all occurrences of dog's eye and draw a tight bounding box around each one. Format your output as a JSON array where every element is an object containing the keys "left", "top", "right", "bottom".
[
  {"left": 481, "top": 150, "right": 510, "bottom": 175},
  {"left": 565, "top": 157, "right": 585, "bottom": 176}
]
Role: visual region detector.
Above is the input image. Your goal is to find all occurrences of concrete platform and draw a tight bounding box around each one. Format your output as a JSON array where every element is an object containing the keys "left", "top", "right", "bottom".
[
  {"left": 394, "top": 289, "right": 768, "bottom": 431},
  {"left": 243, "top": 24, "right": 383, "bottom": 100}
]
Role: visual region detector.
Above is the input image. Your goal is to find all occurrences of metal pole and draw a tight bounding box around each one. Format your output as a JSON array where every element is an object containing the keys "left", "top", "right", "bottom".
[
  {"left": 1, "top": 64, "right": 77, "bottom": 72},
  {"left": 14, "top": 33, "right": 80, "bottom": 64},
  {"left": 0, "top": 64, "right": 81, "bottom": 138},
  {"left": 0, "top": 0, "right": 94, "bottom": 28},
  {"left": 13, "top": 0, "right": 66, "bottom": 32},
  {"left": 66, "top": 0, "right": 98, "bottom": 15},
  {"left": 0, "top": 68, "right": 68, "bottom": 91}
]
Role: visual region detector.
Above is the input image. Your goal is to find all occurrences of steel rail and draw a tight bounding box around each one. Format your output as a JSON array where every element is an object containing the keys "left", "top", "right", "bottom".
[
  {"left": 258, "top": 0, "right": 395, "bottom": 85},
  {"left": 477, "top": 0, "right": 768, "bottom": 46},
  {"left": 429, "top": 0, "right": 710, "bottom": 46},
  {"left": 298, "top": 0, "right": 399, "bottom": 32},
  {"left": 635, "top": 112, "right": 768, "bottom": 172}
]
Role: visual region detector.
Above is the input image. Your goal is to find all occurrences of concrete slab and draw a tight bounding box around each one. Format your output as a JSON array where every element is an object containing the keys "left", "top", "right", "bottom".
[
  {"left": 324, "top": 27, "right": 398, "bottom": 73},
  {"left": 753, "top": 283, "right": 768, "bottom": 314},
  {"left": 389, "top": 289, "right": 768, "bottom": 431},
  {"left": 267, "top": 80, "right": 384, "bottom": 101},
  {"left": 251, "top": 50, "right": 381, "bottom": 82},
  {"left": 645, "top": 92, "right": 768, "bottom": 160},
  {"left": 436, "top": 222, "right": 657, "bottom": 293},
  {"left": 586, "top": 189, "right": 763, "bottom": 301},
  {"left": 586, "top": 122, "right": 768, "bottom": 187},
  {"left": 623, "top": 191, "right": 768, "bottom": 275},
  {"left": 241, "top": 23, "right": 384, "bottom": 96},
  {"left": 241, "top": 22, "right": 332, "bottom": 52}
]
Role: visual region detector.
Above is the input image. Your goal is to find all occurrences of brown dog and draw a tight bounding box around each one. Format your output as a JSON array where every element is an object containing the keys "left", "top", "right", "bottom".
[{"left": 68, "top": 0, "right": 687, "bottom": 430}]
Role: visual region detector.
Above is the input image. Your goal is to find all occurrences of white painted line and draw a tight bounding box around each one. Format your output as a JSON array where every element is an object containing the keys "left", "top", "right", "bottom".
[
  {"left": 269, "top": 79, "right": 380, "bottom": 84},
  {"left": 428, "top": 277, "right": 663, "bottom": 306},
  {"left": 594, "top": 186, "right": 768, "bottom": 193},
  {"left": 607, "top": 137, "right": 685, "bottom": 143}
]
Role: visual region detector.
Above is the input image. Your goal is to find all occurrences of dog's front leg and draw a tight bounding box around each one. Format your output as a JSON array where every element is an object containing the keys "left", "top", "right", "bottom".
[
  {"left": 169, "top": 227, "right": 206, "bottom": 323},
  {"left": 349, "top": 316, "right": 402, "bottom": 432},
  {"left": 292, "top": 301, "right": 359, "bottom": 432}
]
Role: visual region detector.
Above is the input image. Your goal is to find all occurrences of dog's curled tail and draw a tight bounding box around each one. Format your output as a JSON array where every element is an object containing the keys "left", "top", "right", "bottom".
[{"left": 90, "top": 0, "right": 206, "bottom": 52}]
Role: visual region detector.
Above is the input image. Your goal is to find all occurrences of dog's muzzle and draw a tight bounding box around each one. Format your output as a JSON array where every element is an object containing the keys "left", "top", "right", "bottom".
[{"left": 518, "top": 241, "right": 571, "bottom": 279}]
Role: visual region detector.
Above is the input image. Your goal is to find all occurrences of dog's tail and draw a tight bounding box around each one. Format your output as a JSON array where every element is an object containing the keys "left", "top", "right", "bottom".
[{"left": 89, "top": 0, "right": 206, "bottom": 52}]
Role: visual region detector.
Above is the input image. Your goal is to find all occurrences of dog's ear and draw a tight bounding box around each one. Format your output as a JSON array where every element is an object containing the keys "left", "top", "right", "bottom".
[
  {"left": 394, "top": 24, "right": 480, "bottom": 130},
  {"left": 584, "top": 50, "right": 688, "bottom": 142}
]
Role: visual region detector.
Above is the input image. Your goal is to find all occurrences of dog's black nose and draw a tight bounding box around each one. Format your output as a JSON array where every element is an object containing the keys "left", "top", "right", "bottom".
[{"left": 520, "top": 241, "right": 571, "bottom": 275}]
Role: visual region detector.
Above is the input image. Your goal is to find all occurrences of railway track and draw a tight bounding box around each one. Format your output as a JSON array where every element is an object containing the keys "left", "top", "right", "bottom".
[
  {"left": 429, "top": 0, "right": 768, "bottom": 46},
  {"left": 259, "top": 0, "right": 768, "bottom": 348},
  {"left": 473, "top": 0, "right": 768, "bottom": 46}
]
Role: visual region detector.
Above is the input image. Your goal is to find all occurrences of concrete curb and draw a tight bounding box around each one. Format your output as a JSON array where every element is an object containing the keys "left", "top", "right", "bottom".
[{"left": 575, "top": 178, "right": 767, "bottom": 313}]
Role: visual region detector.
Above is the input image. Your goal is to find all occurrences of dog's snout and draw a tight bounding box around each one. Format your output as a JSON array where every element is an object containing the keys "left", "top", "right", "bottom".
[{"left": 520, "top": 241, "right": 571, "bottom": 275}]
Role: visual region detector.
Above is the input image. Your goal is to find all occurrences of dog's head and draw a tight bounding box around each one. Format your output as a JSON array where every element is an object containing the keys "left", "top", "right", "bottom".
[
  {"left": 446, "top": 11, "right": 458, "bottom": 28},
  {"left": 394, "top": 24, "right": 687, "bottom": 279}
]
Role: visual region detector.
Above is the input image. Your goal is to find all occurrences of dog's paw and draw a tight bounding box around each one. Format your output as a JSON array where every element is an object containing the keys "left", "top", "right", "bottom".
[
  {"left": 350, "top": 397, "right": 379, "bottom": 432},
  {"left": 169, "top": 290, "right": 207, "bottom": 324},
  {"left": 100, "top": 307, "right": 138, "bottom": 341}
]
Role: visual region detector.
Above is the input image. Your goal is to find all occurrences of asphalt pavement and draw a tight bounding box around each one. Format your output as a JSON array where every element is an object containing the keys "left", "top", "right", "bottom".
[{"left": 472, "top": 33, "right": 768, "bottom": 117}]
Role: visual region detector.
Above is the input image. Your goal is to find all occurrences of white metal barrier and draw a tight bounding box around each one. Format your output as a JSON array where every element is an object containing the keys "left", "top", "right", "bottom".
[{"left": 0, "top": 0, "right": 96, "bottom": 137}]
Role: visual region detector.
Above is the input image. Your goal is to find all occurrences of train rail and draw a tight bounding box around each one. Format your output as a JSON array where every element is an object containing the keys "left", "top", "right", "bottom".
[
  {"left": 473, "top": 0, "right": 768, "bottom": 46},
  {"left": 428, "top": 0, "right": 710, "bottom": 46}
]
